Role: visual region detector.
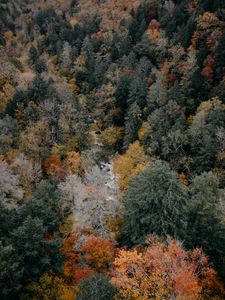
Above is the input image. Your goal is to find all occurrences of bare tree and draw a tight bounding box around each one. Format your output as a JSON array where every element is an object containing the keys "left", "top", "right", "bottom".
[
  {"left": 0, "top": 161, "right": 24, "bottom": 208},
  {"left": 11, "top": 153, "right": 42, "bottom": 186},
  {"left": 59, "top": 165, "right": 122, "bottom": 238}
]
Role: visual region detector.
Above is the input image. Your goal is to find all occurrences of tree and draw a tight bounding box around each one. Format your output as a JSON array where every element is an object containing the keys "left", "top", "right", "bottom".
[
  {"left": 114, "top": 75, "right": 130, "bottom": 125},
  {"left": 186, "top": 172, "right": 225, "bottom": 278},
  {"left": 123, "top": 102, "right": 142, "bottom": 149},
  {"left": 128, "top": 73, "right": 148, "bottom": 109},
  {"left": 113, "top": 141, "right": 148, "bottom": 191},
  {"left": 189, "top": 98, "right": 225, "bottom": 173},
  {"left": 147, "top": 73, "right": 168, "bottom": 111},
  {"left": 58, "top": 174, "right": 87, "bottom": 219},
  {"left": 0, "top": 243, "right": 23, "bottom": 300},
  {"left": 99, "top": 126, "right": 124, "bottom": 147},
  {"left": 44, "top": 154, "right": 67, "bottom": 180},
  {"left": 111, "top": 239, "right": 222, "bottom": 300},
  {"left": 80, "top": 236, "right": 116, "bottom": 272},
  {"left": 19, "top": 119, "right": 51, "bottom": 160},
  {"left": 76, "top": 274, "right": 117, "bottom": 300},
  {"left": 145, "top": 100, "right": 187, "bottom": 158},
  {"left": 0, "top": 115, "right": 19, "bottom": 155},
  {"left": 123, "top": 160, "right": 188, "bottom": 245},
  {"left": 21, "top": 180, "right": 63, "bottom": 234},
  {"left": 215, "top": 30, "right": 225, "bottom": 81},
  {"left": 10, "top": 153, "right": 42, "bottom": 190},
  {"left": 62, "top": 234, "right": 94, "bottom": 285},
  {"left": 28, "top": 45, "right": 38, "bottom": 64},
  {"left": 21, "top": 273, "right": 75, "bottom": 300},
  {"left": 34, "top": 58, "right": 47, "bottom": 74},
  {"left": 60, "top": 41, "right": 72, "bottom": 75},
  {"left": 65, "top": 151, "right": 83, "bottom": 176},
  {"left": 0, "top": 161, "right": 24, "bottom": 208},
  {"left": 84, "top": 165, "right": 122, "bottom": 237}
]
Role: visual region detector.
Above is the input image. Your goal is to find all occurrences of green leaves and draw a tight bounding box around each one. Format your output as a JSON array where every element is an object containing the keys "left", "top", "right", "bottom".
[{"left": 123, "top": 160, "right": 188, "bottom": 245}]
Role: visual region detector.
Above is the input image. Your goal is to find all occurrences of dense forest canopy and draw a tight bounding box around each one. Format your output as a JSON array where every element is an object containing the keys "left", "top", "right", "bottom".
[{"left": 0, "top": 0, "right": 225, "bottom": 299}]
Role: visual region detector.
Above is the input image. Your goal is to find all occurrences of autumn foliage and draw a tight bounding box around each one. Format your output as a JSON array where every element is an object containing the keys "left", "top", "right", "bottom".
[
  {"left": 62, "top": 234, "right": 95, "bottom": 285},
  {"left": 44, "top": 154, "right": 67, "bottom": 180},
  {"left": 111, "top": 239, "right": 222, "bottom": 300},
  {"left": 80, "top": 236, "right": 116, "bottom": 273},
  {"left": 114, "top": 141, "right": 148, "bottom": 190}
]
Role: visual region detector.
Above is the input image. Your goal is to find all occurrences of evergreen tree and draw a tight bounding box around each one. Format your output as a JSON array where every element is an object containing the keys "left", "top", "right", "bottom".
[
  {"left": 113, "top": 75, "right": 130, "bottom": 125},
  {"left": 128, "top": 73, "right": 148, "bottom": 109},
  {"left": 123, "top": 102, "right": 142, "bottom": 149},
  {"left": 215, "top": 31, "right": 225, "bottom": 82},
  {"left": 76, "top": 274, "right": 117, "bottom": 300},
  {"left": 123, "top": 160, "right": 188, "bottom": 245},
  {"left": 34, "top": 58, "right": 47, "bottom": 74},
  {"left": 28, "top": 45, "right": 38, "bottom": 64},
  {"left": 186, "top": 172, "right": 225, "bottom": 278}
]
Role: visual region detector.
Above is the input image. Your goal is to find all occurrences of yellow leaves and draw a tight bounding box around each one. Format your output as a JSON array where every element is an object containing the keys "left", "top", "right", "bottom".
[
  {"left": 65, "top": 151, "right": 84, "bottom": 175},
  {"left": 3, "top": 31, "right": 13, "bottom": 39},
  {"left": 23, "top": 273, "right": 75, "bottom": 300},
  {"left": 106, "top": 216, "right": 124, "bottom": 240},
  {"left": 114, "top": 141, "right": 148, "bottom": 191},
  {"left": 147, "top": 28, "right": 160, "bottom": 41},
  {"left": 65, "top": 138, "right": 81, "bottom": 152},
  {"left": 99, "top": 126, "right": 124, "bottom": 146},
  {"left": 0, "top": 74, "right": 14, "bottom": 113},
  {"left": 138, "top": 122, "right": 151, "bottom": 141}
]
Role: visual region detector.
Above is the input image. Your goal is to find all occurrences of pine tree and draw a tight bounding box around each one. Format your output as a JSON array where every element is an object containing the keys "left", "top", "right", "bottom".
[
  {"left": 186, "top": 172, "right": 225, "bottom": 278},
  {"left": 76, "top": 274, "right": 117, "bottom": 300},
  {"left": 29, "top": 45, "right": 38, "bottom": 64},
  {"left": 123, "top": 102, "right": 142, "bottom": 149},
  {"left": 123, "top": 160, "right": 188, "bottom": 245}
]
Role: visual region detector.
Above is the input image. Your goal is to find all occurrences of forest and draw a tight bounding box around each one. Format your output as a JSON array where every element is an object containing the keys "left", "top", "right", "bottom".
[{"left": 0, "top": 0, "right": 225, "bottom": 299}]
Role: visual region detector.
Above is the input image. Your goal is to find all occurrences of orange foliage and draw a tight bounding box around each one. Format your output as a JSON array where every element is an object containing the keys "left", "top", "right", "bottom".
[
  {"left": 80, "top": 236, "right": 116, "bottom": 272},
  {"left": 72, "top": 267, "right": 95, "bottom": 284},
  {"left": 44, "top": 154, "right": 67, "bottom": 180},
  {"left": 111, "top": 240, "right": 221, "bottom": 300},
  {"left": 62, "top": 234, "right": 95, "bottom": 285}
]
